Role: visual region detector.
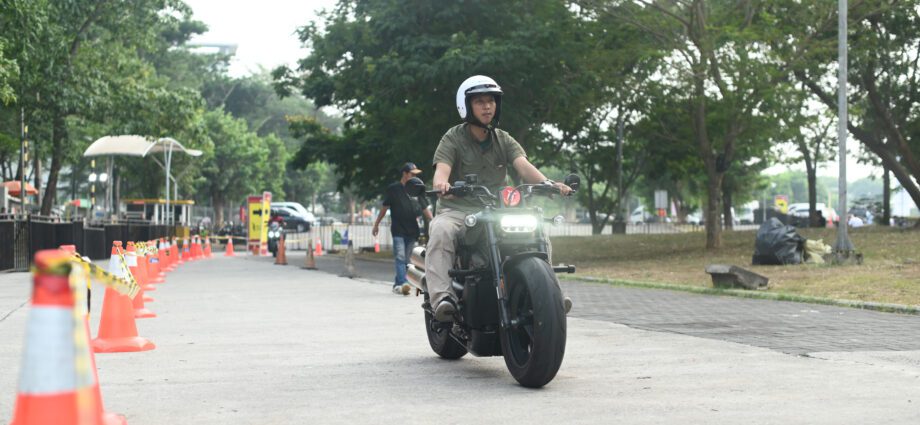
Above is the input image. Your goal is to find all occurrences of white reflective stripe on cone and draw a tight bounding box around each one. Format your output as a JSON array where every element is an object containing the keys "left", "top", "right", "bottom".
[
  {"left": 18, "top": 307, "right": 84, "bottom": 394},
  {"left": 126, "top": 252, "right": 137, "bottom": 267}
]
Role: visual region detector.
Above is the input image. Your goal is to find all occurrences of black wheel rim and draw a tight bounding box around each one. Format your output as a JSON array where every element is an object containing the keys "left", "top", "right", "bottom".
[{"left": 507, "top": 280, "right": 534, "bottom": 366}]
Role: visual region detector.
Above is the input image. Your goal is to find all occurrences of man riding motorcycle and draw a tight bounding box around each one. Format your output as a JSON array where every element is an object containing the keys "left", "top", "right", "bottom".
[{"left": 427, "top": 75, "right": 573, "bottom": 322}]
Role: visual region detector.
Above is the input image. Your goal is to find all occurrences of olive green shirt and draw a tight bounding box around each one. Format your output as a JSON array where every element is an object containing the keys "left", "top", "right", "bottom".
[{"left": 432, "top": 124, "right": 526, "bottom": 212}]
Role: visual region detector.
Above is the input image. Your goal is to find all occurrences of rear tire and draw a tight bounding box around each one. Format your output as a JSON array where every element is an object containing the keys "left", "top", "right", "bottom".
[
  {"left": 424, "top": 309, "right": 467, "bottom": 360},
  {"left": 500, "top": 257, "right": 566, "bottom": 388}
]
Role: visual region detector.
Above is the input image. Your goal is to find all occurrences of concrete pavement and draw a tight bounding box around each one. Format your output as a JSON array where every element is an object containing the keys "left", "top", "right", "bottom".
[{"left": 0, "top": 254, "right": 918, "bottom": 424}]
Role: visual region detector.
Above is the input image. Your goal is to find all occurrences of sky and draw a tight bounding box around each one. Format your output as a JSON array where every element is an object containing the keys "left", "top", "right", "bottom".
[
  {"left": 184, "top": 0, "right": 886, "bottom": 184},
  {"left": 184, "top": 0, "right": 336, "bottom": 77}
]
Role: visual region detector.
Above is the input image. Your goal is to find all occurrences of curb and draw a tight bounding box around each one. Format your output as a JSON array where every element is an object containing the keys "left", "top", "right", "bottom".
[{"left": 567, "top": 275, "right": 920, "bottom": 316}]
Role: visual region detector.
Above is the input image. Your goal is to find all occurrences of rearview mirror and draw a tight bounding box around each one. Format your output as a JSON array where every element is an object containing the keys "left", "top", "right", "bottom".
[
  {"left": 405, "top": 177, "right": 426, "bottom": 197},
  {"left": 563, "top": 174, "right": 580, "bottom": 192}
]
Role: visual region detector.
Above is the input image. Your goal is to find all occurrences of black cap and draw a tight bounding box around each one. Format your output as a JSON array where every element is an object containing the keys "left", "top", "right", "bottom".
[{"left": 400, "top": 162, "right": 422, "bottom": 175}]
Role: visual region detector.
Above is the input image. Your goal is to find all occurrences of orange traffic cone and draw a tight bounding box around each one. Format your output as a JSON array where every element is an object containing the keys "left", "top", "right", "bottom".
[
  {"left": 156, "top": 239, "right": 168, "bottom": 274},
  {"left": 204, "top": 237, "right": 213, "bottom": 258},
  {"left": 302, "top": 239, "right": 317, "bottom": 270},
  {"left": 126, "top": 242, "right": 155, "bottom": 319},
  {"left": 147, "top": 242, "right": 164, "bottom": 284},
  {"left": 91, "top": 243, "right": 155, "bottom": 353},
  {"left": 224, "top": 237, "right": 236, "bottom": 257},
  {"left": 176, "top": 238, "right": 186, "bottom": 265},
  {"left": 275, "top": 234, "right": 288, "bottom": 266},
  {"left": 10, "top": 250, "right": 125, "bottom": 425},
  {"left": 315, "top": 238, "right": 324, "bottom": 257}
]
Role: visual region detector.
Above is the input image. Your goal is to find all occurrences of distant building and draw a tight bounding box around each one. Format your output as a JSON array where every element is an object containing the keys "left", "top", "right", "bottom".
[{"left": 892, "top": 186, "right": 919, "bottom": 217}]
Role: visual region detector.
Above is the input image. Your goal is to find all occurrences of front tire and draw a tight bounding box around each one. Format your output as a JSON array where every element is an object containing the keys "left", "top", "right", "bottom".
[
  {"left": 500, "top": 257, "right": 566, "bottom": 388},
  {"left": 424, "top": 309, "right": 467, "bottom": 360}
]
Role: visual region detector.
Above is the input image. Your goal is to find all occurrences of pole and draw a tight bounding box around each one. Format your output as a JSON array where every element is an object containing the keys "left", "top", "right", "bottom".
[
  {"left": 19, "top": 108, "right": 26, "bottom": 212},
  {"left": 90, "top": 159, "right": 96, "bottom": 217},
  {"left": 616, "top": 109, "right": 625, "bottom": 222},
  {"left": 834, "top": 0, "right": 855, "bottom": 256}
]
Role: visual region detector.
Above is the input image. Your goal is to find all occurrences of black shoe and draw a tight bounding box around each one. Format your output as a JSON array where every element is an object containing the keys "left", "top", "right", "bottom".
[{"left": 434, "top": 298, "right": 457, "bottom": 322}]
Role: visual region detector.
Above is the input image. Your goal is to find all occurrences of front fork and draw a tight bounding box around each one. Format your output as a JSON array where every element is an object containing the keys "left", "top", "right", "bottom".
[{"left": 485, "top": 225, "right": 514, "bottom": 330}]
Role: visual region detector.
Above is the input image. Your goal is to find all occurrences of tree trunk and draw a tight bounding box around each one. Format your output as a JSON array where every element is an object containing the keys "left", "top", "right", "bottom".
[
  {"left": 806, "top": 160, "right": 819, "bottom": 227},
  {"left": 705, "top": 169, "right": 723, "bottom": 249},
  {"left": 881, "top": 166, "right": 890, "bottom": 226},
  {"left": 214, "top": 196, "right": 225, "bottom": 228},
  {"left": 33, "top": 148, "right": 41, "bottom": 204},
  {"left": 70, "top": 165, "right": 77, "bottom": 201},
  {"left": 692, "top": 74, "right": 722, "bottom": 249},
  {"left": 40, "top": 115, "right": 66, "bottom": 216},
  {"left": 722, "top": 186, "right": 733, "bottom": 231}
]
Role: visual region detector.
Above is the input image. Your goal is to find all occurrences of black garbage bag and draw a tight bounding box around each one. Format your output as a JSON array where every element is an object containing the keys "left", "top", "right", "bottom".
[{"left": 752, "top": 218, "right": 806, "bottom": 265}]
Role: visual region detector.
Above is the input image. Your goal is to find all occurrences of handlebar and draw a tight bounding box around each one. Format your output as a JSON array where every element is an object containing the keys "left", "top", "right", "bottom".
[{"left": 423, "top": 182, "right": 575, "bottom": 199}]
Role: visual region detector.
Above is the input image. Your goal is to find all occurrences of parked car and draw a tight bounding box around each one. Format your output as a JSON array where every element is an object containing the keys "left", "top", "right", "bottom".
[
  {"left": 788, "top": 202, "right": 839, "bottom": 225},
  {"left": 316, "top": 216, "right": 343, "bottom": 226},
  {"left": 685, "top": 211, "right": 703, "bottom": 225},
  {"left": 630, "top": 206, "right": 651, "bottom": 225},
  {"left": 270, "top": 208, "right": 313, "bottom": 232},
  {"left": 271, "top": 202, "right": 317, "bottom": 226}
]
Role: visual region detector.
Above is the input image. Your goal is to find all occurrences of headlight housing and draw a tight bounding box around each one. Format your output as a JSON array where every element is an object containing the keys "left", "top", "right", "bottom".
[{"left": 500, "top": 214, "right": 538, "bottom": 233}]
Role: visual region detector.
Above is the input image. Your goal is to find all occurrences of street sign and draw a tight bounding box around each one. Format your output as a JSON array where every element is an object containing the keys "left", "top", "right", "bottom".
[
  {"left": 774, "top": 195, "right": 789, "bottom": 214},
  {"left": 654, "top": 190, "right": 668, "bottom": 210}
]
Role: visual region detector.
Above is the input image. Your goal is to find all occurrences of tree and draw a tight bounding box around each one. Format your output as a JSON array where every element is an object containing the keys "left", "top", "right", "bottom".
[
  {"left": 202, "top": 72, "right": 343, "bottom": 207},
  {"left": 275, "top": 0, "right": 599, "bottom": 198},
  {"left": 196, "top": 110, "right": 272, "bottom": 225},
  {"left": 0, "top": 38, "right": 16, "bottom": 104},
  {"left": 585, "top": 0, "right": 783, "bottom": 248},
  {"left": 0, "top": 0, "right": 199, "bottom": 214},
  {"left": 767, "top": 0, "right": 920, "bottom": 225}
]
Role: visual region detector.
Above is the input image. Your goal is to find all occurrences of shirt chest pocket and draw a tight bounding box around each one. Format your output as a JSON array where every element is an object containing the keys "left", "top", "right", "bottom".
[{"left": 459, "top": 149, "right": 507, "bottom": 184}]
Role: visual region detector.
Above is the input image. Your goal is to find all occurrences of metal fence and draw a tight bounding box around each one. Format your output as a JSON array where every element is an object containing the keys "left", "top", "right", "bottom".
[
  {"left": 0, "top": 217, "right": 180, "bottom": 272},
  {"left": 277, "top": 219, "right": 763, "bottom": 252},
  {"left": 0, "top": 219, "right": 29, "bottom": 272}
]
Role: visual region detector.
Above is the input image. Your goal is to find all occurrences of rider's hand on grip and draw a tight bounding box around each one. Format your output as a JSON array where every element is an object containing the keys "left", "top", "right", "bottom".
[{"left": 433, "top": 181, "right": 451, "bottom": 196}]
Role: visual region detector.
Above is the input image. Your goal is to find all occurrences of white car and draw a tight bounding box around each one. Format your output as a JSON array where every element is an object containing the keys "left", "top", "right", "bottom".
[
  {"left": 787, "top": 202, "right": 839, "bottom": 225},
  {"left": 271, "top": 202, "right": 317, "bottom": 226},
  {"left": 630, "top": 206, "right": 650, "bottom": 225}
]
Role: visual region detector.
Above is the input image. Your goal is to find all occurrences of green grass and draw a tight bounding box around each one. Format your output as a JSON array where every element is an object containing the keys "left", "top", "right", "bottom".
[{"left": 551, "top": 226, "right": 920, "bottom": 307}]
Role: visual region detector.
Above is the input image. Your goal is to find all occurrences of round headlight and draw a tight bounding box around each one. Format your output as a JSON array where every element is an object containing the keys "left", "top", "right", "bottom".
[
  {"left": 552, "top": 214, "right": 565, "bottom": 226},
  {"left": 464, "top": 214, "right": 478, "bottom": 227}
]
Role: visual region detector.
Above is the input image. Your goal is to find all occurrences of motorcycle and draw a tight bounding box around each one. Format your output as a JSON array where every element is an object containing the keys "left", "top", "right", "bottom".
[
  {"left": 267, "top": 220, "right": 283, "bottom": 257},
  {"left": 404, "top": 173, "right": 580, "bottom": 388}
]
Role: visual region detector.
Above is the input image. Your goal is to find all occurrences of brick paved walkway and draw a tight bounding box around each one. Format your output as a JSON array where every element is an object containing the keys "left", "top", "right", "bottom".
[{"left": 292, "top": 252, "right": 920, "bottom": 355}]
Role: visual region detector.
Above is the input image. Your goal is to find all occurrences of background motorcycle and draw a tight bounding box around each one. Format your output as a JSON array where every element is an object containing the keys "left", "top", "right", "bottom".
[
  {"left": 405, "top": 173, "right": 579, "bottom": 388},
  {"left": 267, "top": 220, "right": 283, "bottom": 257}
]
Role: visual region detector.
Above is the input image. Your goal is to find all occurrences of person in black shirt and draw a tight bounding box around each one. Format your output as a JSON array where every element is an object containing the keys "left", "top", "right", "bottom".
[{"left": 373, "top": 162, "right": 434, "bottom": 295}]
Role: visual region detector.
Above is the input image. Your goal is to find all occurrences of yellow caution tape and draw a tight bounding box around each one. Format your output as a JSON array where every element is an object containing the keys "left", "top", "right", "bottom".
[
  {"left": 33, "top": 253, "right": 140, "bottom": 299},
  {"left": 210, "top": 235, "right": 248, "bottom": 241},
  {"left": 70, "top": 254, "right": 140, "bottom": 299}
]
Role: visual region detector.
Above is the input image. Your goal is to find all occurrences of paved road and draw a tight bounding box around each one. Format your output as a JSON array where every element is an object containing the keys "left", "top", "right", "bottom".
[
  {"left": 292, "top": 251, "right": 920, "bottom": 355},
  {"left": 0, "top": 254, "right": 918, "bottom": 424}
]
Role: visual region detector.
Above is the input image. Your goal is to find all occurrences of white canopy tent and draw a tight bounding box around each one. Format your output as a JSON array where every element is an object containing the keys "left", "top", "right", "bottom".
[{"left": 83, "top": 135, "right": 202, "bottom": 224}]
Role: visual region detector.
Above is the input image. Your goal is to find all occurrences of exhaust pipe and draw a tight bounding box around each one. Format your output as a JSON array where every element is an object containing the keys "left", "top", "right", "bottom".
[
  {"left": 410, "top": 246, "right": 426, "bottom": 270},
  {"left": 407, "top": 264, "right": 426, "bottom": 292}
]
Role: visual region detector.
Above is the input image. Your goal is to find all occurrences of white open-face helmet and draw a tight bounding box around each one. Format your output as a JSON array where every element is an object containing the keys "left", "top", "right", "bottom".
[{"left": 456, "top": 75, "right": 503, "bottom": 128}]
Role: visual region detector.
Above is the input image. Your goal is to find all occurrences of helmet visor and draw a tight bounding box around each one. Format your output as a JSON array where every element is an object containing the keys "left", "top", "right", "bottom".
[{"left": 465, "top": 83, "right": 503, "bottom": 96}]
